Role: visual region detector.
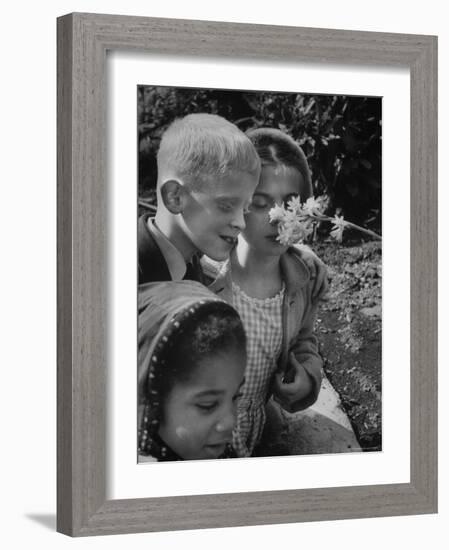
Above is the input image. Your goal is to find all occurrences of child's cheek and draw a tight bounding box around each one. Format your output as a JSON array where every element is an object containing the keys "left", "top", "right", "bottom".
[{"left": 175, "top": 425, "right": 190, "bottom": 440}]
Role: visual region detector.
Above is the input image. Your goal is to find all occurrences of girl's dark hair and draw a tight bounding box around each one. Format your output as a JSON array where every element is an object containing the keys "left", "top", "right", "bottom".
[
  {"left": 246, "top": 127, "right": 313, "bottom": 199},
  {"left": 138, "top": 301, "right": 246, "bottom": 457},
  {"left": 159, "top": 302, "right": 246, "bottom": 398}
]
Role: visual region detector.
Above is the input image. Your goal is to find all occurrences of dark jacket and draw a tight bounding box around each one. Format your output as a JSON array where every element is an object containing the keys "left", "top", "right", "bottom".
[{"left": 138, "top": 213, "right": 205, "bottom": 283}]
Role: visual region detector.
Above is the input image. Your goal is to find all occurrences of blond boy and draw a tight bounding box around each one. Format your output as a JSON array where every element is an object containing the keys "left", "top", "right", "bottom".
[{"left": 138, "top": 113, "right": 261, "bottom": 283}]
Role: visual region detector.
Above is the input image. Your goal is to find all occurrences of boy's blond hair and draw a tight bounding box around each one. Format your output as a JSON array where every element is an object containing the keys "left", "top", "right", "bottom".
[{"left": 157, "top": 113, "right": 260, "bottom": 190}]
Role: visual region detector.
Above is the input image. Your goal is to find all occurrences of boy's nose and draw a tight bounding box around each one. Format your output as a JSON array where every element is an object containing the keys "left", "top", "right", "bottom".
[{"left": 230, "top": 208, "right": 246, "bottom": 231}]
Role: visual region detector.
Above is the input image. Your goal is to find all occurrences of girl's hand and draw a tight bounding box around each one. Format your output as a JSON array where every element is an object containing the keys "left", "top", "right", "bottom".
[{"left": 273, "top": 353, "right": 312, "bottom": 407}]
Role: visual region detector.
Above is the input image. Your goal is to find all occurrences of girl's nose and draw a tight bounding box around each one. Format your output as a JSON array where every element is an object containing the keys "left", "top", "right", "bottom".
[
  {"left": 215, "top": 407, "right": 236, "bottom": 434},
  {"left": 269, "top": 200, "right": 284, "bottom": 226}
]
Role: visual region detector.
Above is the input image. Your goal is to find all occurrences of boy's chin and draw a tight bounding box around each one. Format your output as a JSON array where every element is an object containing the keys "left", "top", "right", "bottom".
[
  {"left": 203, "top": 245, "right": 232, "bottom": 262},
  {"left": 206, "top": 251, "right": 229, "bottom": 262}
]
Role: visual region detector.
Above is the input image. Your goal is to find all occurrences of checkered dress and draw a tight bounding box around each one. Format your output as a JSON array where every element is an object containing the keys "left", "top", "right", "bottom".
[{"left": 231, "top": 281, "right": 285, "bottom": 457}]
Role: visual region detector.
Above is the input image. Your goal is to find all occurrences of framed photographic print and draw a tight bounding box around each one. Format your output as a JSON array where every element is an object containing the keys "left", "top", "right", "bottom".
[
  {"left": 136, "top": 85, "right": 379, "bottom": 462},
  {"left": 57, "top": 12, "right": 437, "bottom": 536}
]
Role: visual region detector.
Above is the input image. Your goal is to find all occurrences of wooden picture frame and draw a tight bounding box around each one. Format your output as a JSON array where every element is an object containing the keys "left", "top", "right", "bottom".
[{"left": 57, "top": 12, "right": 437, "bottom": 536}]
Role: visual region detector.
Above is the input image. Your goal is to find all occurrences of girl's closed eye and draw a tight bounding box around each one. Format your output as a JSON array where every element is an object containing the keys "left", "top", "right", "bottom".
[
  {"left": 250, "top": 194, "right": 272, "bottom": 210},
  {"left": 195, "top": 401, "right": 219, "bottom": 412}
]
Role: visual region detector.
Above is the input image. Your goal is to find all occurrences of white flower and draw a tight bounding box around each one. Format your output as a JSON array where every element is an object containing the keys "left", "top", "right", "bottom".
[
  {"left": 276, "top": 217, "right": 312, "bottom": 246},
  {"left": 283, "top": 208, "right": 300, "bottom": 226},
  {"left": 301, "top": 218, "right": 315, "bottom": 238},
  {"left": 303, "top": 197, "right": 324, "bottom": 216},
  {"left": 270, "top": 195, "right": 328, "bottom": 246},
  {"left": 268, "top": 204, "right": 287, "bottom": 224},
  {"left": 277, "top": 227, "right": 293, "bottom": 246},
  {"left": 286, "top": 195, "right": 302, "bottom": 215},
  {"left": 330, "top": 215, "right": 346, "bottom": 242}
]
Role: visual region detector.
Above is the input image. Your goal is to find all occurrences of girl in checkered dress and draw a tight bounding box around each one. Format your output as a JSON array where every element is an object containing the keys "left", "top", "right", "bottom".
[{"left": 205, "top": 128, "right": 327, "bottom": 457}]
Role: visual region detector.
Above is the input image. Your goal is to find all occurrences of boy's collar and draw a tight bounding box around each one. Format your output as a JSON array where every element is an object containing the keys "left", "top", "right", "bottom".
[
  {"left": 138, "top": 214, "right": 171, "bottom": 282},
  {"left": 147, "top": 218, "right": 187, "bottom": 281}
]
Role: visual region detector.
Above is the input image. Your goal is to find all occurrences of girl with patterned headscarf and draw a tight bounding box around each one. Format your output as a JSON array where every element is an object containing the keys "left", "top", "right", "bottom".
[{"left": 138, "top": 281, "right": 246, "bottom": 461}]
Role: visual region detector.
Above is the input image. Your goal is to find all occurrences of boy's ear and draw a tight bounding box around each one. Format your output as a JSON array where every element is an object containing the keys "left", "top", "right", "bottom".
[{"left": 160, "top": 180, "right": 187, "bottom": 214}]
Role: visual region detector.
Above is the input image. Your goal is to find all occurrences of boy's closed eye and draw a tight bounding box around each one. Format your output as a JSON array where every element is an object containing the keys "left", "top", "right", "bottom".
[
  {"left": 216, "top": 198, "right": 238, "bottom": 213},
  {"left": 217, "top": 203, "right": 233, "bottom": 213}
]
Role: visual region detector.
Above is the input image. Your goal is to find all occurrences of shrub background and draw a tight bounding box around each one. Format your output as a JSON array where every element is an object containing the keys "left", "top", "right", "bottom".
[{"left": 138, "top": 86, "right": 382, "bottom": 235}]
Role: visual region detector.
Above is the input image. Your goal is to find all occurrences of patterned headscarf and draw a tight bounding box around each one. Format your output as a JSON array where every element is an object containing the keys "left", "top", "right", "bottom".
[{"left": 138, "top": 280, "right": 241, "bottom": 460}]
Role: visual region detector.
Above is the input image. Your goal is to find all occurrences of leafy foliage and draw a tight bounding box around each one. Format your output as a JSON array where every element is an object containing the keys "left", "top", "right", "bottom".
[{"left": 138, "top": 86, "right": 381, "bottom": 234}]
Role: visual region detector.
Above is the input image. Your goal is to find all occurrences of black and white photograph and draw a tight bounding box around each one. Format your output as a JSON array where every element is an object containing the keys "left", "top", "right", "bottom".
[{"left": 136, "top": 86, "right": 382, "bottom": 462}]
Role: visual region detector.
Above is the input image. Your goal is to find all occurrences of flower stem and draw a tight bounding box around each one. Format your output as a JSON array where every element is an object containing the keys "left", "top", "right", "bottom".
[
  {"left": 341, "top": 220, "right": 382, "bottom": 241},
  {"left": 310, "top": 213, "right": 381, "bottom": 240}
]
